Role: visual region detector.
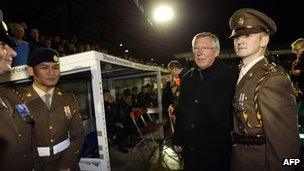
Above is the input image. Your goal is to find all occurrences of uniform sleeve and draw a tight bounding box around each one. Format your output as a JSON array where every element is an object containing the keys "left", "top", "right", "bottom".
[
  {"left": 58, "top": 94, "right": 85, "bottom": 169},
  {"left": 258, "top": 74, "right": 300, "bottom": 168}
]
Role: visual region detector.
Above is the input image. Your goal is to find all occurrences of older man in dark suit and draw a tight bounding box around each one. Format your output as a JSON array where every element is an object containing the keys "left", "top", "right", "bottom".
[
  {"left": 229, "top": 8, "right": 300, "bottom": 171},
  {"left": 0, "top": 9, "right": 34, "bottom": 171},
  {"left": 173, "top": 32, "right": 237, "bottom": 170}
]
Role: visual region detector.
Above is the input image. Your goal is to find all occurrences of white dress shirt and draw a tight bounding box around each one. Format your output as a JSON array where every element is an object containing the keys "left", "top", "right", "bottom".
[
  {"left": 32, "top": 83, "right": 55, "bottom": 106},
  {"left": 237, "top": 56, "right": 265, "bottom": 84}
]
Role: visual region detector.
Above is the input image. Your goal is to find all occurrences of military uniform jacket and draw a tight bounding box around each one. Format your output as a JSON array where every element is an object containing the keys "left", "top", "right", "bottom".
[
  {"left": 21, "top": 86, "right": 85, "bottom": 171},
  {"left": 173, "top": 59, "right": 237, "bottom": 170},
  {"left": 0, "top": 86, "right": 33, "bottom": 171},
  {"left": 232, "top": 58, "right": 300, "bottom": 171}
]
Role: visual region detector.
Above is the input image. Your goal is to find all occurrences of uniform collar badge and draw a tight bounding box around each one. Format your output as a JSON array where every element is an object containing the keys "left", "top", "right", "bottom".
[
  {"left": 64, "top": 106, "right": 72, "bottom": 119},
  {"left": 249, "top": 73, "right": 253, "bottom": 78},
  {"left": 58, "top": 92, "right": 62, "bottom": 95}
]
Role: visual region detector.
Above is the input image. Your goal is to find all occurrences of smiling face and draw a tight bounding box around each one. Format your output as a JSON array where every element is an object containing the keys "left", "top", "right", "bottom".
[
  {"left": 27, "top": 62, "right": 60, "bottom": 92},
  {"left": 0, "top": 42, "right": 17, "bottom": 74},
  {"left": 193, "top": 36, "right": 219, "bottom": 69}
]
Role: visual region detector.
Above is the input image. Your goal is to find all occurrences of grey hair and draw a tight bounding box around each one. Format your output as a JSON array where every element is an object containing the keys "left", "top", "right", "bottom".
[{"left": 191, "top": 32, "right": 220, "bottom": 49}]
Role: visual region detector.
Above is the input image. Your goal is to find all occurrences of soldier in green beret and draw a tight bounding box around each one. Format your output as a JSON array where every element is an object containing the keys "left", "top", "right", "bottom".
[{"left": 229, "top": 8, "right": 300, "bottom": 171}]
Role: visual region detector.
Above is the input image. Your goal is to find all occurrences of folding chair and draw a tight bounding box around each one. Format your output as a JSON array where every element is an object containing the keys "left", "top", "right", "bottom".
[{"left": 130, "top": 108, "right": 162, "bottom": 152}]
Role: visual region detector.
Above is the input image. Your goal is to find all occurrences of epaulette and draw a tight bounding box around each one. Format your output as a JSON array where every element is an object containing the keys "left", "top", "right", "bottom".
[{"left": 9, "top": 88, "right": 24, "bottom": 102}]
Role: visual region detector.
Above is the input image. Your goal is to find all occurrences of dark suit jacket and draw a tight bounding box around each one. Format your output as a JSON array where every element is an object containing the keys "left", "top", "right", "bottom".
[
  {"left": 173, "top": 59, "right": 237, "bottom": 170},
  {"left": 21, "top": 86, "right": 85, "bottom": 171},
  {"left": 232, "top": 58, "right": 300, "bottom": 171},
  {"left": 0, "top": 86, "right": 33, "bottom": 171}
]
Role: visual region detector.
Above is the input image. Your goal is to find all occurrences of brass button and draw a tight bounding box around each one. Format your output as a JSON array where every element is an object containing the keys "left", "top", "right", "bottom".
[
  {"left": 18, "top": 134, "right": 22, "bottom": 138},
  {"left": 190, "top": 124, "right": 194, "bottom": 128},
  {"left": 23, "top": 155, "right": 27, "bottom": 158},
  {"left": 49, "top": 126, "right": 53, "bottom": 130},
  {"left": 50, "top": 139, "right": 54, "bottom": 143},
  {"left": 194, "top": 100, "right": 199, "bottom": 103}
]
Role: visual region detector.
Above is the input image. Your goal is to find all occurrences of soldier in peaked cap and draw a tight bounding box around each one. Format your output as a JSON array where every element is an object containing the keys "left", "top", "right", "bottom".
[
  {"left": 0, "top": 9, "right": 34, "bottom": 171},
  {"left": 229, "top": 8, "right": 300, "bottom": 171},
  {"left": 21, "top": 48, "right": 85, "bottom": 171}
]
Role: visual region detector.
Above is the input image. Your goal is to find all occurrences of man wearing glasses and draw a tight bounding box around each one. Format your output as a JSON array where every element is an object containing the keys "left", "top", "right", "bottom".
[{"left": 173, "top": 32, "right": 237, "bottom": 170}]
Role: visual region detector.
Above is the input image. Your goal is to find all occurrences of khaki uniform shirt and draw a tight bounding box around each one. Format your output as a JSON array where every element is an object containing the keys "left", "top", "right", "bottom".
[
  {"left": 0, "top": 86, "right": 33, "bottom": 171},
  {"left": 22, "top": 86, "right": 85, "bottom": 171},
  {"left": 232, "top": 58, "right": 300, "bottom": 171}
]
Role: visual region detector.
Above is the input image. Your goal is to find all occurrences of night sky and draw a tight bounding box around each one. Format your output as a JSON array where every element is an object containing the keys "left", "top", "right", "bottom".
[
  {"left": 2, "top": 0, "right": 303, "bottom": 63},
  {"left": 144, "top": 0, "right": 304, "bottom": 53}
]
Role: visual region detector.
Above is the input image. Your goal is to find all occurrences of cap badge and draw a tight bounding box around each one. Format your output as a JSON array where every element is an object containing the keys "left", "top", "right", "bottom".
[
  {"left": 238, "top": 18, "right": 244, "bottom": 26},
  {"left": 26, "top": 93, "right": 32, "bottom": 97},
  {"left": 53, "top": 55, "right": 59, "bottom": 62},
  {"left": 1, "top": 21, "right": 8, "bottom": 32}
]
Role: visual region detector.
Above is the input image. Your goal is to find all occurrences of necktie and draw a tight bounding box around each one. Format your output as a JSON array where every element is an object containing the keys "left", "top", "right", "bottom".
[
  {"left": 44, "top": 94, "right": 51, "bottom": 109},
  {"left": 237, "top": 67, "right": 245, "bottom": 84}
]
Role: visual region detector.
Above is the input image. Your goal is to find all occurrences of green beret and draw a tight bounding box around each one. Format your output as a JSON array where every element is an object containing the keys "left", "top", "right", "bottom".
[
  {"left": 27, "top": 48, "right": 60, "bottom": 67},
  {"left": 229, "top": 8, "right": 277, "bottom": 38},
  {"left": 0, "top": 9, "right": 17, "bottom": 47}
]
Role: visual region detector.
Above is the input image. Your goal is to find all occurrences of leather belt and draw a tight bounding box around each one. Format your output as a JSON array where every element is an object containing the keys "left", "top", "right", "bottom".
[
  {"left": 37, "top": 139, "right": 70, "bottom": 157},
  {"left": 232, "top": 132, "right": 265, "bottom": 145}
]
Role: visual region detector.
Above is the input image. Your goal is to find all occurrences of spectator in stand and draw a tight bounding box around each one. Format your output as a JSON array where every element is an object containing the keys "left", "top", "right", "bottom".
[
  {"left": 51, "top": 35, "right": 61, "bottom": 51},
  {"left": 9, "top": 23, "right": 30, "bottom": 67},
  {"left": 137, "top": 85, "right": 152, "bottom": 108},
  {"left": 131, "top": 86, "right": 138, "bottom": 107},
  {"left": 103, "top": 89, "right": 129, "bottom": 153},
  {"left": 115, "top": 92, "right": 136, "bottom": 153},
  {"left": 27, "top": 28, "right": 46, "bottom": 52},
  {"left": 84, "top": 44, "right": 91, "bottom": 51}
]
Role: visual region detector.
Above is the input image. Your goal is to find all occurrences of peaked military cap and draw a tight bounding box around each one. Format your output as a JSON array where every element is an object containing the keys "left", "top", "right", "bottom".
[
  {"left": 27, "top": 48, "right": 60, "bottom": 67},
  {"left": 229, "top": 8, "right": 277, "bottom": 38},
  {"left": 0, "top": 9, "right": 17, "bottom": 47}
]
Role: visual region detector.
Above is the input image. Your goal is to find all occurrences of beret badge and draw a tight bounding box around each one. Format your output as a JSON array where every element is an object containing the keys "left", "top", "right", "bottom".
[
  {"left": 53, "top": 55, "right": 59, "bottom": 62},
  {"left": 238, "top": 18, "right": 244, "bottom": 26}
]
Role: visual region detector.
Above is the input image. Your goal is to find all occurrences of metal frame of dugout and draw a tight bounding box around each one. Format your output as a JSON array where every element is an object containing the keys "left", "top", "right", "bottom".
[{"left": 0, "top": 51, "right": 168, "bottom": 171}]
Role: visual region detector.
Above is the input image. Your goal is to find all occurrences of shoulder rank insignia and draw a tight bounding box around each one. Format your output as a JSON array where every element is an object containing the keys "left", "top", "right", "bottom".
[{"left": 64, "top": 106, "right": 72, "bottom": 119}]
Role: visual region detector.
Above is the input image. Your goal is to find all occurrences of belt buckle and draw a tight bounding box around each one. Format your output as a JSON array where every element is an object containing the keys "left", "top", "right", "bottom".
[{"left": 50, "top": 147, "right": 54, "bottom": 156}]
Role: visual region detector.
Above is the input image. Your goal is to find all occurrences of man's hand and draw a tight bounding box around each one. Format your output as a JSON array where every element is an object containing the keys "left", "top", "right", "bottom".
[
  {"left": 167, "top": 105, "right": 175, "bottom": 118},
  {"left": 173, "top": 145, "right": 183, "bottom": 153}
]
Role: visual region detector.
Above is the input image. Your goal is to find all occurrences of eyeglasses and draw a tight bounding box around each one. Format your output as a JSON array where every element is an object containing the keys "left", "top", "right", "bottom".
[{"left": 193, "top": 46, "right": 216, "bottom": 52}]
